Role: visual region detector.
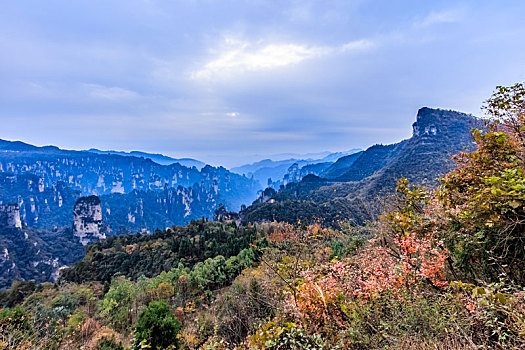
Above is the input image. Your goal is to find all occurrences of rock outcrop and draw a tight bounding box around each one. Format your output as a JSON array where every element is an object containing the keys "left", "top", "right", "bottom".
[
  {"left": 240, "top": 107, "right": 482, "bottom": 226},
  {"left": 0, "top": 203, "right": 22, "bottom": 229},
  {"left": 214, "top": 203, "right": 241, "bottom": 225},
  {"left": 0, "top": 140, "right": 260, "bottom": 231},
  {"left": 73, "top": 196, "right": 106, "bottom": 245}
]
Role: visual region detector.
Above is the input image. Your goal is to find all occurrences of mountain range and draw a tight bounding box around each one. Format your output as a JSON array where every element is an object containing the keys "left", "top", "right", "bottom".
[
  {"left": 240, "top": 107, "right": 482, "bottom": 226},
  {"left": 0, "top": 107, "right": 481, "bottom": 288},
  {"left": 230, "top": 149, "right": 361, "bottom": 190},
  {"left": 86, "top": 149, "right": 205, "bottom": 168},
  {"left": 0, "top": 141, "right": 259, "bottom": 230}
]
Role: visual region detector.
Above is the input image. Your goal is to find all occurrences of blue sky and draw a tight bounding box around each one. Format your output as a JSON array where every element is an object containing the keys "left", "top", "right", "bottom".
[{"left": 1, "top": 0, "right": 524, "bottom": 167}]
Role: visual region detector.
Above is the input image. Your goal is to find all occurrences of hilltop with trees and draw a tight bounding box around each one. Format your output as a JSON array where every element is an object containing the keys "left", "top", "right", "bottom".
[{"left": 1, "top": 83, "right": 525, "bottom": 349}]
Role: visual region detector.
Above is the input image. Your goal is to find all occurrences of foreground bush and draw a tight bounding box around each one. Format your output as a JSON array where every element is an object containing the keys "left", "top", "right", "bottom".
[{"left": 133, "top": 301, "right": 181, "bottom": 350}]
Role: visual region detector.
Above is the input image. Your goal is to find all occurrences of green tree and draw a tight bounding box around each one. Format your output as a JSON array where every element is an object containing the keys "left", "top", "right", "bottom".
[
  {"left": 133, "top": 301, "right": 181, "bottom": 350},
  {"left": 439, "top": 82, "right": 525, "bottom": 283},
  {"left": 98, "top": 276, "right": 136, "bottom": 331}
]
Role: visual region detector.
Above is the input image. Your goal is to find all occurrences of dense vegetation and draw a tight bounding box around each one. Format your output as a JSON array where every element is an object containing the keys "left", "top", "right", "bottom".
[
  {"left": 61, "top": 220, "right": 259, "bottom": 283},
  {"left": 1, "top": 83, "right": 525, "bottom": 349},
  {"left": 0, "top": 227, "right": 84, "bottom": 289}
]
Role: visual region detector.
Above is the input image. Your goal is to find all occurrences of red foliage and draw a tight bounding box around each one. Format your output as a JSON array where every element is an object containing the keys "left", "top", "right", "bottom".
[{"left": 291, "top": 232, "right": 448, "bottom": 329}]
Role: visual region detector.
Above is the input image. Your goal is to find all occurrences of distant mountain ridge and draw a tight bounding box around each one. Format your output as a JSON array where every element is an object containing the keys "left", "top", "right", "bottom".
[
  {"left": 0, "top": 139, "right": 260, "bottom": 232},
  {"left": 240, "top": 107, "right": 482, "bottom": 226},
  {"left": 333, "top": 142, "right": 408, "bottom": 182},
  {"left": 86, "top": 148, "right": 205, "bottom": 168},
  {"left": 231, "top": 149, "right": 361, "bottom": 190},
  {"left": 320, "top": 151, "right": 364, "bottom": 179}
]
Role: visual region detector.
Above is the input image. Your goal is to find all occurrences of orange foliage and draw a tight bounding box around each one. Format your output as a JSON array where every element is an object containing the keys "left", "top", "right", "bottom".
[{"left": 291, "top": 230, "right": 448, "bottom": 330}]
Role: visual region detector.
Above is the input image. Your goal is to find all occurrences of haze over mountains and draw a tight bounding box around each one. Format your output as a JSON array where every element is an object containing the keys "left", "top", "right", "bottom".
[
  {"left": 0, "top": 107, "right": 481, "bottom": 288},
  {"left": 1, "top": 0, "right": 523, "bottom": 346},
  {"left": 0, "top": 141, "right": 259, "bottom": 230},
  {"left": 230, "top": 149, "right": 361, "bottom": 190},
  {"left": 241, "top": 107, "right": 481, "bottom": 225},
  {"left": 86, "top": 149, "right": 206, "bottom": 169}
]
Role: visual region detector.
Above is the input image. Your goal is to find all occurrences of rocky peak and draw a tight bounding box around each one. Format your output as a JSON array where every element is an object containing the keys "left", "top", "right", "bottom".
[
  {"left": 214, "top": 204, "right": 240, "bottom": 225},
  {"left": 412, "top": 107, "right": 479, "bottom": 139},
  {"left": 73, "top": 195, "right": 105, "bottom": 245},
  {"left": 0, "top": 203, "right": 22, "bottom": 229}
]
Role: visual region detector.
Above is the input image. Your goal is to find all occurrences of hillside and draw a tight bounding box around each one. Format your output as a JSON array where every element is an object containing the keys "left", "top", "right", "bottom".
[
  {"left": 0, "top": 224, "right": 84, "bottom": 289},
  {"left": 61, "top": 219, "right": 258, "bottom": 283},
  {"left": 241, "top": 108, "right": 481, "bottom": 226},
  {"left": 320, "top": 151, "right": 363, "bottom": 179}
]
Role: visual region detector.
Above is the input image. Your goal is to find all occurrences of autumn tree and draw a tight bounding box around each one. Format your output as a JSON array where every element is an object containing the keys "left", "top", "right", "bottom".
[{"left": 440, "top": 82, "right": 525, "bottom": 283}]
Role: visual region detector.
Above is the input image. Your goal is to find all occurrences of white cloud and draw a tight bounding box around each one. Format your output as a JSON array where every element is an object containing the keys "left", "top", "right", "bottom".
[
  {"left": 83, "top": 83, "right": 139, "bottom": 101},
  {"left": 340, "top": 39, "right": 375, "bottom": 53},
  {"left": 191, "top": 37, "right": 374, "bottom": 80},
  {"left": 415, "top": 9, "right": 464, "bottom": 27}
]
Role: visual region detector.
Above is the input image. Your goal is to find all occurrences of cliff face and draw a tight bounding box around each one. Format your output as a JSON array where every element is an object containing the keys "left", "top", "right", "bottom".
[
  {"left": 0, "top": 142, "right": 258, "bottom": 203},
  {"left": 0, "top": 172, "right": 80, "bottom": 229},
  {"left": 0, "top": 195, "right": 95, "bottom": 288},
  {"left": 73, "top": 196, "right": 106, "bottom": 246},
  {"left": 241, "top": 107, "right": 482, "bottom": 226},
  {"left": 0, "top": 142, "right": 259, "bottom": 231},
  {"left": 0, "top": 203, "right": 22, "bottom": 229},
  {"left": 100, "top": 183, "right": 229, "bottom": 233}
]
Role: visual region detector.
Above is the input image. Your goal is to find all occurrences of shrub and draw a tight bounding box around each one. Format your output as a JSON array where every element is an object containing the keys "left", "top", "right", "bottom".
[{"left": 133, "top": 301, "right": 181, "bottom": 350}]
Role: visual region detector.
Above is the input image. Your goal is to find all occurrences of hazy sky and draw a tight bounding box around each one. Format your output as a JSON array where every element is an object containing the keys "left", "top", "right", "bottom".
[{"left": 1, "top": 0, "right": 524, "bottom": 167}]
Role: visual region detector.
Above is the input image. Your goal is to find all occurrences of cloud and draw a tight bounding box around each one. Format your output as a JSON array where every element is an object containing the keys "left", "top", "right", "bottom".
[
  {"left": 2, "top": 0, "right": 524, "bottom": 166},
  {"left": 82, "top": 83, "right": 139, "bottom": 101},
  {"left": 191, "top": 37, "right": 374, "bottom": 80},
  {"left": 340, "top": 39, "right": 375, "bottom": 53},
  {"left": 415, "top": 9, "right": 464, "bottom": 27}
]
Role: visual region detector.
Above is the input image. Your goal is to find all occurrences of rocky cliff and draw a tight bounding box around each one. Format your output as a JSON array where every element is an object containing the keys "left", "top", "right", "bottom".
[
  {"left": 0, "top": 172, "right": 80, "bottom": 229},
  {"left": 73, "top": 196, "right": 106, "bottom": 245},
  {"left": 241, "top": 107, "right": 482, "bottom": 226},
  {"left": 0, "top": 196, "right": 91, "bottom": 288},
  {"left": 0, "top": 141, "right": 258, "bottom": 202},
  {"left": 0, "top": 142, "right": 260, "bottom": 232},
  {"left": 0, "top": 203, "right": 22, "bottom": 229}
]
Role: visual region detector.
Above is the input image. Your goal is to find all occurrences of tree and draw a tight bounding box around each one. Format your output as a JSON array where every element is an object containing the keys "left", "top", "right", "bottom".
[
  {"left": 133, "top": 301, "right": 181, "bottom": 350},
  {"left": 482, "top": 82, "right": 525, "bottom": 143},
  {"left": 439, "top": 82, "right": 525, "bottom": 283},
  {"left": 98, "top": 276, "right": 135, "bottom": 331}
]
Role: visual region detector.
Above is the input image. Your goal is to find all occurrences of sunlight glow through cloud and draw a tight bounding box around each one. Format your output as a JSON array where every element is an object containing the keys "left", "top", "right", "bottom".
[
  {"left": 1, "top": 1, "right": 524, "bottom": 166},
  {"left": 192, "top": 38, "right": 374, "bottom": 80}
]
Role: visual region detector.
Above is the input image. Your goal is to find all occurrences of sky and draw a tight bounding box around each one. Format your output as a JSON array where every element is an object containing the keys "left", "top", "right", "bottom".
[{"left": 1, "top": 0, "right": 524, "bottom": 168}]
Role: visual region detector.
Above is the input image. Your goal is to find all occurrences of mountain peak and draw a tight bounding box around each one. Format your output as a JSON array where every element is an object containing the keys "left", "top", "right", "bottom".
[{"left": 413, "top": 107, "right": 478, "bottom": 138}]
